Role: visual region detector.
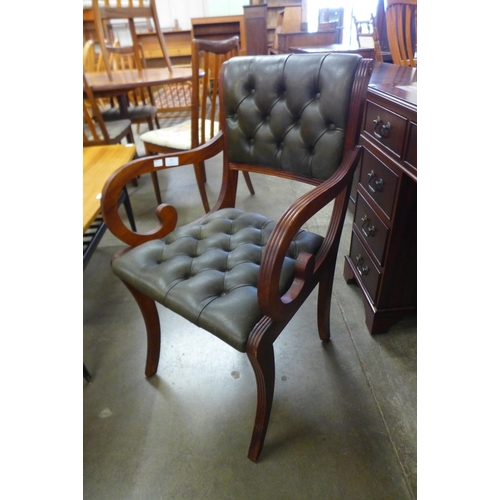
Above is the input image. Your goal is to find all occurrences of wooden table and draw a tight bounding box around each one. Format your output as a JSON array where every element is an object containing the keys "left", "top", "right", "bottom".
[
  {"left": 290, "top": 44, "right": 375, "bottom": 59},
  {"left": 85, "top": 67, "right": 195, "bottom": 119},
  {"left": 83, "top": 143, "right": 136, "bottom": 381},
  {"left": 83, "top": 143, "right": 136, "bottom": 232}
]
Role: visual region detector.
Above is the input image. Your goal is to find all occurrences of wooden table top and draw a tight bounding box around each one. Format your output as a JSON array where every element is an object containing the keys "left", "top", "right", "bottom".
[
  {"left": 289, "top": 44, "right": 375, "bottom": 57},
  {"left": 85, "top": 66, "right": 194, "bottom": 95},
  {"left": 83, "top": 144, "right": 136, "bottom": 233},
  {"left": 368, "top": 62, "right": 417, "bottom": 107}
]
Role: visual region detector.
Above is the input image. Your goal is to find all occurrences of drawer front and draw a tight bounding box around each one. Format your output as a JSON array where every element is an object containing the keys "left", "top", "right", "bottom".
[
  {"left": 349, "top": 231, "right": 380, "bottom": 301},
  {"left": 354, "top": 191, "right": 389, "bottom": 265},
  {"left": 364, "top": 100, "right": 408, "bottom": 158},
  {"left": 359, "top": 147, "right": 399, "bottom": 219}
]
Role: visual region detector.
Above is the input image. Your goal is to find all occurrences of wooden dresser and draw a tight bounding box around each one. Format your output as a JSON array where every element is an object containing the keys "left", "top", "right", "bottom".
[{"left": 344, "top": 62, "right": 417, "bottom": 334}]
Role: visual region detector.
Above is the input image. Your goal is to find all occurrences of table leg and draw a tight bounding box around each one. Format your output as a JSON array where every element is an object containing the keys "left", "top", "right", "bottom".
[
  {"left": 117, "top": 93, "right": 129, "bottom": 118},
  {"left": 117, "top": 94, "right": 135, "bottom": 143}
]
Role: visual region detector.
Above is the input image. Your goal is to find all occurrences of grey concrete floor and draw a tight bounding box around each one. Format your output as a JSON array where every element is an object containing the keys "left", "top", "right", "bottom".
[{"left": 83, "top": 132, "right": 417, "bottom": 499}]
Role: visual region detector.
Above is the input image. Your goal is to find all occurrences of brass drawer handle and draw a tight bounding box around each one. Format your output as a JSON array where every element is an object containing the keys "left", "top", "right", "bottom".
[
  {"left": 355, "top": 254, "right": 370, "bottom": 276},
  {"left": 367, "top": 170, "right": 384, "bottom": 193},
  {"left": 361, "top": 215, "right": 376, "bottom": 237},
  {"left": 373, "top": 116, "right": 391, "bottom": 139}
]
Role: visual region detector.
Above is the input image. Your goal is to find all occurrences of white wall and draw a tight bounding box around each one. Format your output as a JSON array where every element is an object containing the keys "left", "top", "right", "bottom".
[
  {"left": 204, "top": 0, "right": 246, "bottom": 17},
  {"left": 155, "top": 0, "right": 248, "bottom": 31}
]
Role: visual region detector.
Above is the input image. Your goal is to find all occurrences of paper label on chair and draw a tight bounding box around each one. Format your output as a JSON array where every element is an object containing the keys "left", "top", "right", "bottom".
[
  {"left": 165, "top": 157, "right": 179, "bottom": 166},
  {"left": 153, "top": 159, "right": 164, "bottom": 168}
]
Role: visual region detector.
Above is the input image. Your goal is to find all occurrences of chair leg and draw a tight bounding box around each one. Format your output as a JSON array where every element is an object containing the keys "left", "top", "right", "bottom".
[
  {"left": 146, "top": 88, "right": 161, "bottom": 128},
  {"left": 151, "top": 171, "right": 162, "bottom": 205},
  {"left": 145, "top": 145, "right": 163, "bottom": 205},
  {"left": 193, "top": 162, "right": 210, "bottom": 213},
  {"left": 121, "top": 187, "right": 137, "bottom": 232},
  {"left": 122, "top": 281, "right": 161, "bottom": 377},
  {"left": 242, "top": 172, "right": 255, "bottom": 195},
  {"left": 317, "top": 269, "right": 335, "bottom": 342},
  {"left": 246, "top": 333, "right": 275, "bottom": 462}
]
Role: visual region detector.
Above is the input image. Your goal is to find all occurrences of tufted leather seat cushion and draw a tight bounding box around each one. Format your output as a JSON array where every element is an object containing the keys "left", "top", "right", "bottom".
[
  {"left": 223, "top": 53, "right": 361, "bottom": 181},
  {"left": 112, "top": 208, "right": 324, "bottom": 352}
]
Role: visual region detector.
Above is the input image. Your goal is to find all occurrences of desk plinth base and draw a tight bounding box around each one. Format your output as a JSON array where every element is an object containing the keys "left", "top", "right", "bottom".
[{"left": 343, "top": 257, "right": 416, "bottom": 335}]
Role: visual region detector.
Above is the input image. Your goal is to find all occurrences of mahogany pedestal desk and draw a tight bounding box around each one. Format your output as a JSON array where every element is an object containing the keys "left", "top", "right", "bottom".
[{"left": 344, "top": 62, "right": 417, "bottom": 334}]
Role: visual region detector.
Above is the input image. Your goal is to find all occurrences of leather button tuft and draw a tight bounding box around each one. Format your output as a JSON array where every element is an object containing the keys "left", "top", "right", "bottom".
[
  {"left": 316, "top": 93, "right": 320, "bottom": 99},
  {"left": 329, "top": 124, "right": 336, "bottom": 130}
]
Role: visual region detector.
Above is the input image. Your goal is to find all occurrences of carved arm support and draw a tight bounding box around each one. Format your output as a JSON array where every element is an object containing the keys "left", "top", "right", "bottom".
[
  {"left": 258, "top": 146, "right": 362, "bottom": 320},
  {"left": 100, "top": 132, "right": 225, "bottom": 248}
]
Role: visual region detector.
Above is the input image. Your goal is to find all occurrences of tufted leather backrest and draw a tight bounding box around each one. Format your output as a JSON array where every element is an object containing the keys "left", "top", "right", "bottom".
[{"left": 222, "top": 53, "right": 362, "bottom": 181}]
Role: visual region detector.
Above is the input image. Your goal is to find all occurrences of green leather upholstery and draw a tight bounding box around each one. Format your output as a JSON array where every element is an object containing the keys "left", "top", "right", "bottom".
[
  {"left": 112, "top": 208, "right": 323, "bottom": 352},
  {"left": 223, "top": 53, "right": 360, "bottom": 180},
  {"left": 111, "top": 53, "right": 361, "bottom": 351}
]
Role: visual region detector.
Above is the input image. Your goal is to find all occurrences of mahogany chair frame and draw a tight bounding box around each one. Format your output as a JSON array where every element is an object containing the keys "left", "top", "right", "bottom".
[{"left": 100, "top": 54, "right": 373, "bottom": 461}]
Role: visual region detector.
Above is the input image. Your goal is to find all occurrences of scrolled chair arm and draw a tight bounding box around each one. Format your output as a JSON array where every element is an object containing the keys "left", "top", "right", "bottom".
[
  {"left": 100, "top": 132, "right": 225, "bottom": 248},
  {"left": 257, "top": 146, "right": 363, "bottom": 320}
]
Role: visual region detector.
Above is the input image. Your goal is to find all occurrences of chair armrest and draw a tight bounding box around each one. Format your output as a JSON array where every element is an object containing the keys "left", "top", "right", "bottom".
[
  {"left": 257, "top": 146, "right": 363, "bottom": 321},
  {"left": 101, "top": 132, "right": 224, "bottom": 247}
]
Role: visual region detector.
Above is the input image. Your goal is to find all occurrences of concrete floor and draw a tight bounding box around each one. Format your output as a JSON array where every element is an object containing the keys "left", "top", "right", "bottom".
[{"left": 83, "top": 133, "right": 417, "bottom": 499}]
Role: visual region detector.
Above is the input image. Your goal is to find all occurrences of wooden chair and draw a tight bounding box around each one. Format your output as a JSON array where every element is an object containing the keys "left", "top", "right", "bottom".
[
  {"left": 140, "top": 36, "right": 255, "bottom": 212},
  {"left": 100, "top": 53, "right": 373, "bottom": 461},
  {"left": 84, "top": 40, "right": 111, "bottom": 112},
  {"left": 83, "top": 71, "right": 135, "bottom": 146},
  {"left": 96, "top": 41, "right": 160, "bottom": 132},
  {"left": 91, "top": 0, "right": 173, "bottom": 80},
  {"left": 385, "top": 0, "right": 417, "bottom": 67},
  {"left": 353, "top": 14, "right": 383, "bottom": 62},
  {"left": 83, "top": 39, "right": 99, "bottom": 73}
]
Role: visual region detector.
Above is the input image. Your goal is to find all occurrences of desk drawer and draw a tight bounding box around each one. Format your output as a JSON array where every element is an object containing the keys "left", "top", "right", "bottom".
[
  {"left": 359, "top": 147, "right": 399, "bottom": 219},
  {"left": 354, "top": 191, "right": 389, "bottom": 265},
  {"left": 349, "top": 231, "right": 380, "bottom": 301},
  {"left": 364, "top": 100, "right": 407, "bottom": 158}
]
